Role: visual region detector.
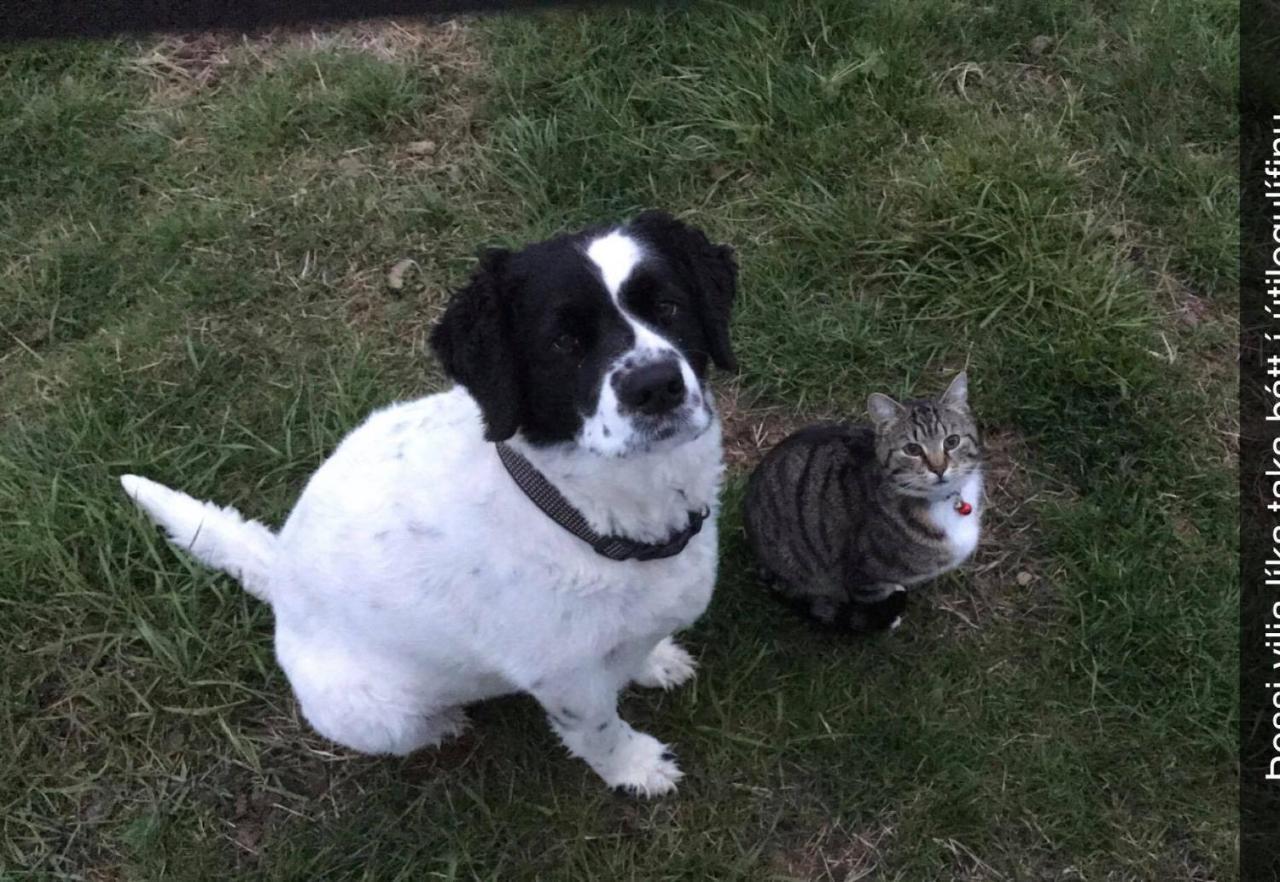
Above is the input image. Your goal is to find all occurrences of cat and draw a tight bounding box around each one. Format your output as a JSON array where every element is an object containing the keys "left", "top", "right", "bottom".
[{"left": 742, "top": 372, "right": 983, "bottom": 633}]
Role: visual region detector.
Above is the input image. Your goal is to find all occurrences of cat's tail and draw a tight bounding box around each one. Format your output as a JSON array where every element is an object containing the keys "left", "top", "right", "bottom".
[{"left": 119, "top": 474, "right": 277, "bottom": 602}]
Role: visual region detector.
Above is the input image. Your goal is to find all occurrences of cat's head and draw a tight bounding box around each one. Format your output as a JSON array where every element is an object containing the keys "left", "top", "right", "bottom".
[{"left": 867, "top": 372, "right": 982, "bottom": 499}]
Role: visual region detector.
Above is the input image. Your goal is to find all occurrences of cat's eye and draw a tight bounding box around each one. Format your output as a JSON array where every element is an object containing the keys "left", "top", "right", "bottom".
[
  {"left": 551, "top": 333, "right": 580, "bottom": 355},
  {"left": 944, "top": 435, "right": 960, "bottom": 450},
  {"left": 903, "top": 443, "right": 924, "bottom": 457},
  {"left": 656, "top": 300, "right": 680, "bottom": 322}
]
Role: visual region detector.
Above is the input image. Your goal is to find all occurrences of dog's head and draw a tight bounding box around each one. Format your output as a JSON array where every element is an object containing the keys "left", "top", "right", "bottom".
[{"left": 430, "top": 211, "right": 738, "bottom": 456}]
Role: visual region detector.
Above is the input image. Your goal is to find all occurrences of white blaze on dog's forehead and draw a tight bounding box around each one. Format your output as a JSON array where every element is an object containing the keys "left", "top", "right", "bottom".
[
  {"left": 585, "top": 232, "right": 643, "bottom": 298},
  {"left": 576, "top": 227, "right": 709, "bottom": 459}
]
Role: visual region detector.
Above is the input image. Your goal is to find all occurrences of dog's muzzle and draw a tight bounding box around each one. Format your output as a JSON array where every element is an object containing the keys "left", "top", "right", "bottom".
[{"left": 613, "top": 358, "right": 686, "bottom": 417}]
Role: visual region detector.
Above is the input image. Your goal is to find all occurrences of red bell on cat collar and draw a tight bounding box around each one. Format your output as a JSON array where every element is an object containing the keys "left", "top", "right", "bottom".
[{"left": 954, "top": 498, "right": 973, "bottom": 516}]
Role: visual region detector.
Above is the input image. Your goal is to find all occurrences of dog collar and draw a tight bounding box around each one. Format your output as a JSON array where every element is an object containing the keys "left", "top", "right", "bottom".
[{"left": 494, "top": 441, "right": 709, "bottom": 562}]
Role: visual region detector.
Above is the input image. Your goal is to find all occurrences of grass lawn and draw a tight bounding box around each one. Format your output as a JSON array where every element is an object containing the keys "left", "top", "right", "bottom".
[{"left": 0, "top": 1, "right": 1239, "bottom": 879}]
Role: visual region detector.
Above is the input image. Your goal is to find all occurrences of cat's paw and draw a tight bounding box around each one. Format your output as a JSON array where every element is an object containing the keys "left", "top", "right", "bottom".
[
  {"left": 847, "top": 587, "right": 907, "bottom": 633},
  {"left": 633, "top": 638, "right": 697, "bottom": 690},
  {"left": 602, "top": 731, "right": 683, "bottom": 797},
  {"left": 808, "top": 595, "right": 843, "bottom": 624}
]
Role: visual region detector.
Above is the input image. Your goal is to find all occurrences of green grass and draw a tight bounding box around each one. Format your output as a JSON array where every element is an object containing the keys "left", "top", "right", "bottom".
[{"left": 0, "top": 3, "right": 1238, "bottom": 879}]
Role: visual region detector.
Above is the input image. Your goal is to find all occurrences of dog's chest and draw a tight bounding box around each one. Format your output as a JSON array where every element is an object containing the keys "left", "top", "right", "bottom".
[
  {"left": 457, "top": 500, "right": 718, "bottom": 649},
  {"left": 276, "top": 389, "right": 721, "bottom": 660},
  {"left": 586, "top": 532, "right": 716, "bottom": 617}
]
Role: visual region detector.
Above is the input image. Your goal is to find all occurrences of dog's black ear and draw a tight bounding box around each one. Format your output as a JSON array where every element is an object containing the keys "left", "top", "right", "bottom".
[
  {"left": 429, "top": 248, "right": 521, "bottom": 441},
  {"left": 631, "top": 210, "right": 738, "bottom": 372}
]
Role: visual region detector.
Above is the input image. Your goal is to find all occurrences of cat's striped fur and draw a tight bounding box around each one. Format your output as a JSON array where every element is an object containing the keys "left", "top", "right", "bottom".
[{"left": 743, "top": 373, "right": 983, "bottom": 632}]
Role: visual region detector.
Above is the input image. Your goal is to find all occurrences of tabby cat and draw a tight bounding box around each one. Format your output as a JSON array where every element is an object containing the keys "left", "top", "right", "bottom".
[{"left": 743, "top": 372, "right": 983, "bottom": 633}]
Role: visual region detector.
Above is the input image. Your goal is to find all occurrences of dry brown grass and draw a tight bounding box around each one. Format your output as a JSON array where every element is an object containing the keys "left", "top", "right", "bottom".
[
  {"left": 1132, "top": 247, "right": 1240, "bottom": 467},
  {"left": 336, "top": 258, "right": 452, "bottom": 353},
  {"left": 932, "top": 426, "right": 1075, "bottom": 638},
  {"left": 771, "top": 820, "right": 894, "bottom": 882},
  {"left": 131, "top": 18, "right": 489, "bottom": 358},
  {"left": 130, "top": 19, "right": 481, "bottom": 102},
  {"left": 934, "top": 32, "right": 1081, "bottom": 113},
  {"left": 716, "top": 378, "right": 815, "bottom": 473}
]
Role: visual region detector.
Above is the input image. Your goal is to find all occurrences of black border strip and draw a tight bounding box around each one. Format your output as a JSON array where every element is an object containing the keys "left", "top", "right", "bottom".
[
  {"left": 1242, "top": 1, "right": 1280, "bottom": 878},
  {"left": 0, "top": 0, "right": 664, "bottom": 43}
]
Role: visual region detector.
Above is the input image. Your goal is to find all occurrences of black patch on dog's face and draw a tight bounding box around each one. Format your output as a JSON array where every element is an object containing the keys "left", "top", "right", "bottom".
[
  {"left": 613, "top": 261, "right": 716, "bottom": 379},
  {"left": 429, "top": 212, "right": 738, "bottom": 446},
  {"left": 502, "top": 235, "right": 636, "bottom": 445},
  {"left": 627, "top": 210, "right": 738, "bottom": 374}
]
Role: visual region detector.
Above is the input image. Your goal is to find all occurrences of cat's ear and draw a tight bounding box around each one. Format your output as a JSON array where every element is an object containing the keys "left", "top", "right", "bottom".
[
  {"left": 867, "top": 393, "right": 905, "bottom": 427},
  {"left": 940, "top": 371, "right": 969, "bottom": 409}
]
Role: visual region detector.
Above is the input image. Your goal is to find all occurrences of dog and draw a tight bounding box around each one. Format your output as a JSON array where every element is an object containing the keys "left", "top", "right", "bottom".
[{"left": 120, "top": 210, "right": 738, "bottom": 796}]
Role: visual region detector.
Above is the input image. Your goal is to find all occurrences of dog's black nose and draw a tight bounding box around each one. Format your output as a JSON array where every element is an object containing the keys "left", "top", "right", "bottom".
[{"left": 616, "top": 361, "right": 686, "bottom": 416}]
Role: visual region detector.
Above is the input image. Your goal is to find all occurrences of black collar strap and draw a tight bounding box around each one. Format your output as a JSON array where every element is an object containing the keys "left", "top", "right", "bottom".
[{"left": 494, "top": 441, "right": 709, "bottom": 562}]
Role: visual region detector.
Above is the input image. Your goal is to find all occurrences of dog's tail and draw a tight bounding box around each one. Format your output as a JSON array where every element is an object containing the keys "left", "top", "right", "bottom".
[{"left": 120, "top": 474, "right": 277, "bottom": 602}]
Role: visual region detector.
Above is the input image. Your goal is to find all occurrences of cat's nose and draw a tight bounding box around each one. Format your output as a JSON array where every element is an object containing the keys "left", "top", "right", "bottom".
[{"left": 927, "top": 456, "right": 948, "bottom": 478}]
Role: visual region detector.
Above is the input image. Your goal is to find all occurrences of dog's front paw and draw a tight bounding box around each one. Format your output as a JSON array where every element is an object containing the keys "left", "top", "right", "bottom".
[
  {"left": 632, "top": 637, "right": 696, "bottom": 690},
  {"left": 603, "top": 731, "right": 683, "bottom": 797}
]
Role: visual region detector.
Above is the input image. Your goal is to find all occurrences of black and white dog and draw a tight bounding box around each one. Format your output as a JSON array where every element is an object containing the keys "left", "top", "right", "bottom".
[{"left": 120, "top": 211, "right": 738, "bottom": 796}]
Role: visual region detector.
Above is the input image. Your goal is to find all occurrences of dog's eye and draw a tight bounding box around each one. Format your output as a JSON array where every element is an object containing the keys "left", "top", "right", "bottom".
[
  {"left": 944, "top": 434, "right": 960, "bottom": 450},
  {"left": 903, "top": 443, "right": 924, "bottom": 457},
  {"left": 656, "top": 300, "right": 680, "bottom": 323},
  {"left": 551, "top": 333, "right": 580, "bottom": 355}
]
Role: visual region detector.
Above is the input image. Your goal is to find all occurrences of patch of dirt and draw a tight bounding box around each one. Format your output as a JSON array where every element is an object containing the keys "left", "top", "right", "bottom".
[
  {"left": 131, "top": 17, "right": 482, "bottom": 101},
  {"left": 398, "top": 729, "right": 482, "bottom": 784},
  {"left": 199, "top": 706, "right": 371, "bottom": 868},
  {"left": 771, "top": 820, "right": 893, "bottom": 881},
  {"left": 931, "top": 426, "right": 1074, "bottom": 637},
  {"left": 935, "top": 58, "right": 1074, "bottom": 108},
  {"left": 129, "top": 33, "right": 233, "bottom": 95},
  {"left": 137, "top": 17, "right": 489, "bottom": 351},
  {"left": 240, "top": 696, "right": 483, "bottom": 812},
  {"left": 1158, "top": 828, "right": 1219, "bottom": 882},
  {"left": 288, "top": 18, "right": 476, "bottom": 64},
  {"left": 336, "top": 257, "right": 455, "bottom": 358},
  {"left": 219, "top": 766, "right": 328, "bottom": 870},
  {"left": 1148, "top": 262, "right": 1221, "bottom": 330},
  {"left": 715, "top": 380, "right": 814, "bottom": 472},
  {"left": 1118, "top": 238, "right": 1240, "bottom": 466},
  {"left": 228, "top": 787, "right": 273, "bottom": 866},
  {"left": 83, "top": 869, "right": 126, "bottom": 882},
  {"left": 934, "top": 837, "right": 1009, "bottom": 881}
]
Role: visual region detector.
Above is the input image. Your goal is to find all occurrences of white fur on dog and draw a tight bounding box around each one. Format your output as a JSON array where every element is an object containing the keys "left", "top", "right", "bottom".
[{"left": 121, "top": 231, "right": 725, "bottom": 797}]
